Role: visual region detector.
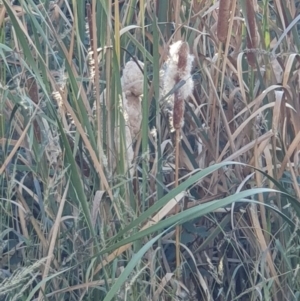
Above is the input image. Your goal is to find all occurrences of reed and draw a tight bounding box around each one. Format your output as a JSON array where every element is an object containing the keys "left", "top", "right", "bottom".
[{"left": 1, "top": 1, "right": 300, "bottom": 300}]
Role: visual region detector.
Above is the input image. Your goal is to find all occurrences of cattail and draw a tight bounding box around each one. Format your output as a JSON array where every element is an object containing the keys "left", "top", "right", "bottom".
[
  {"left": 162, "top": 41, "right": 194, "bottom": 278},
  {"left": 245, "top": 0, "right": 258, "bottom": 67},
  {"left": 217, "top": 0, "right": 231, "bottom": 43},
  {"left": 162, "top": 41, "right": 194, "bottom": 131},
  {"left": 120, "top": 60, "right": 144, "bottom": 176},
  {"left": 107, "top": 59, "right": 144, "bottom": 176},
  {"left": 98, "top": 60, "right": 144, "bottom": 136},
  {"left": 121, "top": 60, "right": 144, "bottom": 140},
  {"left": 173, "top": 89, "right": 185, "bottom": 129}
]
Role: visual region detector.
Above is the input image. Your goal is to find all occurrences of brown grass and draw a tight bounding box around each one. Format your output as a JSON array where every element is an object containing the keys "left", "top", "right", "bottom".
[{"left": 1, "top": 0, "right": 300, "bottom": 300}]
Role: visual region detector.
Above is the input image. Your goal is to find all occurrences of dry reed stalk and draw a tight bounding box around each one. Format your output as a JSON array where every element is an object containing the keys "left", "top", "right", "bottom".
[
  {"left": 217, "top": 0, "right": 231, "bottom": 43},
  {"left": 37, "top": 180, "right": 70, "bottom": 301},
  {"left": 173, "top": 0, "right": 182, "bottom": 41}
]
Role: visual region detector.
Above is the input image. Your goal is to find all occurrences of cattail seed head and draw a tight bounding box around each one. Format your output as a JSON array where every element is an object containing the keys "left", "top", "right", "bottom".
[
  {"left": 162, "top": 41, "right": 194, "bottom": 130},
  {"left": 245, "top": 0, "right": 258, "bottom": 67},
  {"left": 173, "top": 88, "right": 185, "bottom": 129},
  {"left": 217, "top": 0, "right": 231, "bottom": 43}
]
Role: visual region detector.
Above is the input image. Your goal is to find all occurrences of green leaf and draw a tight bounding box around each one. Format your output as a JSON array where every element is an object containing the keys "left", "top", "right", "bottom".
[{"left": 103, "top": 228, "right": 169, "bottom": 301}]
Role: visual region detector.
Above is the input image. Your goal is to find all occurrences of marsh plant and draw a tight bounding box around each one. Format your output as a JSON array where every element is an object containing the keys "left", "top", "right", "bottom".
[{"left": 0, "top": 1, "right": 300, "bottom": 301}]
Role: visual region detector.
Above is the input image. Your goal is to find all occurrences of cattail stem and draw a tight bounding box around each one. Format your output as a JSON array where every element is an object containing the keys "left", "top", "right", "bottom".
[
  {"left": 175, "top": 128, "right": 181, "bottom": 278},
  {"left": 162, "top": 40, "right": 194, "bottom": 279},
  {"left": 173, "top": 84, "right": 183, "bottom": 279}
]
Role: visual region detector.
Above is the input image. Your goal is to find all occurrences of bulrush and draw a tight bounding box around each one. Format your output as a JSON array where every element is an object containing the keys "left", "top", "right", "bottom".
[
  {"left": 119, "top": 59, "right": 144, "bottom": 176},
  {"left": 161, "top": 40, "right": 194, "bottom": 278},
  {"left": 121, "top": 60, "right": 144, "bottom": 140},
  {"left": 98, "top": 59, "right": 144, "bottom": 176},
  {"left": 217, "top": 0, "right": 231, "bottom": 43},
  {"left": 162, "top": 41, "right": 194, "bottom": 131}
]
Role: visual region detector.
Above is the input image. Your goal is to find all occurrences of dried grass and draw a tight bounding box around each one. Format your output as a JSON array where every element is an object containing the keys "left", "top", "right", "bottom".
[{"left": 1, "top": 0, "right": 300, "bottom": 300}]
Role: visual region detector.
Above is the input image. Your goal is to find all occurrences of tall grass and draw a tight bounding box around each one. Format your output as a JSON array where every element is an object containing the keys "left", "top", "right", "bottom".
[{"left": 0, "top": 0, "right": 300, "bottom": 300}]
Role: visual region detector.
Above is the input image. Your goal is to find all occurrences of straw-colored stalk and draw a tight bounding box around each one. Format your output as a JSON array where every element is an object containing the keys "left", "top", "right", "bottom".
[{"left": 162, "top": 40, "right": 194, "bottom": 277}]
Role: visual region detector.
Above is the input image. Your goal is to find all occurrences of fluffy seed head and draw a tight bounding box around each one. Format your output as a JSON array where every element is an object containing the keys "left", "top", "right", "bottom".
[
  {"left": 121, "top": 60, "right": 144, "bottom": 96},
  {"left": 162, "top": 41, "right": 194, "bottom": 130}
]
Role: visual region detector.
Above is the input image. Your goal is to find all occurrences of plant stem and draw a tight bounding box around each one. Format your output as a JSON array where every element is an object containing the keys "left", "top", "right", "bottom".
[{"left": 175, "top": 128, "right": 181, "bottom": 278}]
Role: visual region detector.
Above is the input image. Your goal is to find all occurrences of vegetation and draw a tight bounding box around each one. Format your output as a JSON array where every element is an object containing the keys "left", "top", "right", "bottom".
[{"left": 0, "top": 0, "right": 300, "bottom": 300}]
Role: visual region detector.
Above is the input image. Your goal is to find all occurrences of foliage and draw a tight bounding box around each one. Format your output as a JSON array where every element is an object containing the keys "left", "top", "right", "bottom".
[{"left": 0, "top": 0, "right": 300, "bottom": 300}]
